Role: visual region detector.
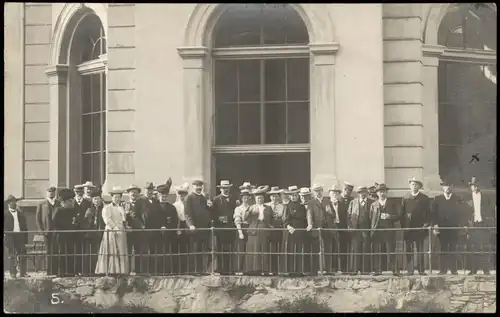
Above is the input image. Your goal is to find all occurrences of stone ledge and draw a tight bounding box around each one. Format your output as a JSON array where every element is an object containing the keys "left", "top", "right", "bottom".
[{"left": 4, "top": 275, "right": 496, "bottom": 313}]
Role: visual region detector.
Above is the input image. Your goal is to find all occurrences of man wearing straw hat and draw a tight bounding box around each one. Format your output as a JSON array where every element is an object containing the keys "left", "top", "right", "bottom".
[
  {"left": 82, "top": 181, "right": 96, "bottom": 201},
  {"left": 211, "top": 180, "right": 238, "bottom": 274},
  {"left": 4, "top": 195, "right": 28, "bottom": 278},
  {"left": 329, "top": 185, "right": 349, "bottom": 273},
  {"left": 36, "top": 186, "right": 59, "bottom": 275},
  {"left": 341, "top": 182, "right": 355, "bottom": 205},
  {"left": 401, "top": 177, "right": 431, "bottom": 276},
  {"left": 266, "top": 186, "right": 286, "bottom": 275},
  {"left": 464, "top": 177, "right": 495, "bottom": 275}
]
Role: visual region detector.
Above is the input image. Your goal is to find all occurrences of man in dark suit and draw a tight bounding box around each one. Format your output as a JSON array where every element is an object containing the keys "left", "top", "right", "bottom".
[
  {"left": 155, "top": 182, "right": 179, "bottom": 275},
  {"left": 431, "top": 181, "right": 468, "bottom": 275},
  {"left": 328, "top": 185, "right": 348, "bottom": 273},
  {"left": 464, "top": 177, "right": 495, "bottom": 275},
  {"left": 4, "top": 195, "right": 28, "bottom": 278},
  {"left": 123, "top": 184, "right": 149, "bottom": 274},
  {"left": 71, "top": 184, "right": 92, "bottom": 275},
  {"left": 141, "top": 181, "right": 163, "bottom": 274},
  {"left": 370, "top": 184, "right": 401, "bottom": 276},
  {"left": 185, "top": 180, "right": 213, "bottom": 274},
  {"left": 36, "top": 186, "right": 58, "bottom": 275},
  {"left": 79, "top": 188, "right": 105, "bottom": 275},
  {"left": 211, "top": 180, "right": 238, "bottom": 274},
  {"left": 347, "top": 186, "right": 374, "bottom": 275},
  {"left": 341, "top": 182, "right": 355, "bottom": 205},
  {"left": 400, "top": 177, "right": 431, "bottom": 276}
]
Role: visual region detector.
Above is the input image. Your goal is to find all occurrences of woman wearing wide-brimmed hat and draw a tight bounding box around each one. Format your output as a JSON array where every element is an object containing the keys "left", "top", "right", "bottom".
[
  {"left": 95, "top": 186, "right": 129, "bottom": 275},
  {"left": 50, "top": 188, "right": 79, "bottom": 276},
  {"left": 233, "top": 188, "right": 253, "bottom": 274},
  {"left": 244, "top": 185, "right": 273, "bottom": 275},
  {"left": 282, "top": 186, "right": 310, "bottom": 276}
]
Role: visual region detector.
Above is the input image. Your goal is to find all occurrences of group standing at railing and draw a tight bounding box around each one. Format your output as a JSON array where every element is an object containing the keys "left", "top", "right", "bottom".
[{"left": 3, "top": 176, "right": 496, "bottom": 278}]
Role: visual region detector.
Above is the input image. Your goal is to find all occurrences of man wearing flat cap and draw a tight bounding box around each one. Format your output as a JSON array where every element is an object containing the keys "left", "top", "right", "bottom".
[
  {"left": 464, "top": 177, "right": 495, "bottom": 275},
  {"left": 4, "top": 195, "right": 28, "bottom": 278},
  {"left": 369, "top": 184, "right": 401, "bottom": 276},
  {"left": 431, "top": 180, "right": 468, "bottom": 275},
  {"left": 401, "top": 177, "right": 431, "bottom": 275},
  {"left": 211, "top": 180, "right": 238, "bottom": 274},
  {"left": 184, "top": 180, "right": 213, "bottom": 274},
  {"left": 347, "top": 186, "right": 374, "bottom": 275},
  {"left": 123, "top": 184, "right": 149, "bottom": 274},
  {"left": 36, "top": 186, "right": 59, "bottom": 275}
]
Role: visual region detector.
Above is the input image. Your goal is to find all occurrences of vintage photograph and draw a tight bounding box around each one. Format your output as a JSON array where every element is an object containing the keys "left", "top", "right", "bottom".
[{"left": 3, "top": 2, "right": 496, "bottom": 313}]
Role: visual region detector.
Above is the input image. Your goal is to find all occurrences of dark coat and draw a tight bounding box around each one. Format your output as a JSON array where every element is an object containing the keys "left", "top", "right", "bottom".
[
  {"left": 370, "top": 199, "right": 400, "bottom": 236},
  {"left": 72, "top": 198, "right": 92, "bottom": 226},
  {"left": 332, "top": 199, "right": 349, "bottom": 229},
  {"left": 212, "top": 194, "right": 237, "bottom": 228},
  {"left": 140, "top": 197, "right": 161, "bottom": 229},
  {"left": 122, "top": 199, "right": 148, "bottom": 229},
  {"left": 431, "top": 194, "right": 468, "bottom": 228},
  {"left": 4, "top": 207, "right": 29, "bottom": 245},
  {"left": 347, "top": 197, "right": 374, "bottom": 230},
  {"left": 184, "top": 192, "right": 212, "bottom": 229},
  {"left": 36, "top": 199, "right": 59, "bottom": 234},
  {"left": 400, "top": 192, "right": 432, "bottom": 240},
  {"left": 307, "top": 197, "right": 332, "bottom": 238}
]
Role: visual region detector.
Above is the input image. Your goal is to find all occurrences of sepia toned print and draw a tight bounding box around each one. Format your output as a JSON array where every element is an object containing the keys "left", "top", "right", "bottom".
[{"left": 4, "top": 3, "right": 496, "bottom": 313}]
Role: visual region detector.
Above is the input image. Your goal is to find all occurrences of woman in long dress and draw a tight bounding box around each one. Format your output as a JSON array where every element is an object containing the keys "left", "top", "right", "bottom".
[
  {"left": 282, "top": 186, "right": 310, "bottom": 276},
  {"left": 233, "top": 188, "right": 253, "bottom": 274},
  {"left": 95, "top": 187, "right": 129, "bottom": 275},
  {"left": 244, "top": 186, "right": 273, "bottom": 275},
  {"left": 173, "top": 183, "right": 190, "bottom": 274},
  {"left": 51, "top": 188, "right": 79, "bottom": 276}
]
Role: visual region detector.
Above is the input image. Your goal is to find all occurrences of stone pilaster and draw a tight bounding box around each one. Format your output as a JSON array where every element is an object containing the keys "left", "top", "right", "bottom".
[
  {"left": 309, "top": 43, "right": 340, "bottom": 190},
  {"left": 45, "top": 65, "right": 69, "bottom": 188},
  {"left": 177, "top": 46, "right": 211, "bottom": 190},
  {"left": 422, "top": 45, "right": 445, "bottom": 194}
]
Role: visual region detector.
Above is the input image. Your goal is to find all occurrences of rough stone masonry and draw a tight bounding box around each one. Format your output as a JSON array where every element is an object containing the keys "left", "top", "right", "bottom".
[{"left": 3, "top": 275, "right": 496, "bottom": 313}]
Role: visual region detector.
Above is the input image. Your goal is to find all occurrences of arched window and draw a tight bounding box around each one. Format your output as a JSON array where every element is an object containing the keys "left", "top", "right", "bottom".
[
  {"left": 73, "top": 14, "right": 107, "bottom": 185},
  {"left": 212, "top": 4, "right": 310, "bottom": 189},
  {"left": 437, "top": 4, "right": 496, "bottom": 188}
]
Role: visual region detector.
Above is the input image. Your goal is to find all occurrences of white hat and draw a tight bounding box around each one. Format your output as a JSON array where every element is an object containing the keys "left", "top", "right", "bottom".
[
  {"left": 239, "top": 182, "right": 252, "bottom": 190},
  {"left": 175, "top": 183, "right": 190, "bottom": 193},
  {"left": 299, "top": 187, "right": 312, "bottom": 196},
  {"left": 82, "top": 181, "right": 96, "bottom": 188},
  {"left": 109, "top": 186, "right": 124, "bottom": 195},
  {"left": 311, "top": 184, "right": 323, "bottom": 191},
  {"left": 268, "top": 186, "right": 284, "bottom": 195},
  {"left": 284, "top": 186, "right": 300, "bottom": 194}
]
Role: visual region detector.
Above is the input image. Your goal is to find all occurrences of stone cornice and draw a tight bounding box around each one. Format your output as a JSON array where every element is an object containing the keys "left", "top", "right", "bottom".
[
  {"left": 309, "top": 42, "right": 340, "bottom": 56},
  {"left": 422, "top": 44, "right": 445, "bottom": 58},
  {"left": 45, "top": 64, "right": 69, "bottom": 77},
  {"left": 177, "top": 46, "right": 209, "bottom": 59}
]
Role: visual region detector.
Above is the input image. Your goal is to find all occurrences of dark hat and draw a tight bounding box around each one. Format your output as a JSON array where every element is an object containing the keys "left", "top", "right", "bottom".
[
  {"left": 192, "top": 180, "right": 204, "bottom": 186},
  {"left": 375, "top": 183, "right": 389, "bottom": 192},
  {"left": 156, "top": 184, "right": 170, "bottom": 194},
  {"left": 59, "top": 188, "right": 75, "bottom": 201},
  {"left": 5, "top": 194, "right": 20, "bottom": 204},
  {"left": 144, "top": 182, "right": 155, "bottom": 190},
  {"left": 47, "top": 186, "right": 57, "bottom": 192},
  {"left": 164, "top": 177, "right": 173, "bottom": 193},
  {"left": 468, "top": 177, "right": 479, "bottom": 186},
  {"left": 217, "top": 180, "right": 233, "bottom": 188},
  {"left": 90, "top": 189, "right": 102, "bottom": 198}
]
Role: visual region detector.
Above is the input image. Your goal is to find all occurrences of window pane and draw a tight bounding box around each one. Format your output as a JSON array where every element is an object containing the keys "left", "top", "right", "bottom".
[
  {"left": 82, "top": 154, "right": 92, "bottom": 183},
  {"left": 264, "top": 59, "right": 286, "bottom": 101},
  {"left": 76, "top": 14, "right": 106, "bottom": 63},
  {"left": 81, "top": 75, "right": 91, "bottom": 114},
  {"left": 102, "top": 151, "right": 107, "bottom": 185},
  {"left": 215, "top": 103, "right": 238, "bottom": 145},
  {"left": 264, "top": 103, "right": 286, "bottom": 144},
  {"left": 214, "top": 3, "right": 309, "bottom": 47},
  {"left": 215, "top": 152, "right": 310, "bottom": 194},
  {"left": 91, "top": 74, "right": 101, "bottom": 112},
  {"left": 215, "top": 60, "right": 238, "bottom": 103},
  {"left": 91, "top": 153, "right": 101, "bottom": 185},
  {"left": 239, "top": 103, "right": 261, "bottom": 144},
  {"left": 287, "top": 58, "right": 309, "bottom": 101},
  {"left": 82, "top": 115, "right": 91, "bottom": 153},
  {"left": 101, "top": 73, "right": 106, "bottom": 111},
  {"left": 287, "top": 102, "right": 309, "bottom": 144},
  {"left": 438, "top": 62, "right": 497, "bottom": 188},
  {"left": 238, "top": 60, "right": 260, "bottom": 102},
  {"left": 91, "top": 114, "right": 102, "bottom": 152},
  {"left": 102, "top": 111, "right": 106, "bottom": 151}
]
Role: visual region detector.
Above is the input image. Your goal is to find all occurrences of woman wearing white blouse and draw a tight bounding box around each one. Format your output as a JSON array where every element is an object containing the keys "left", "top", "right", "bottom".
[
  {"left": 95, "top": 187, "right": 129, "bottom": 275},
  {"left": 173, "top": 183, "right": 190, "bottom": 274}
]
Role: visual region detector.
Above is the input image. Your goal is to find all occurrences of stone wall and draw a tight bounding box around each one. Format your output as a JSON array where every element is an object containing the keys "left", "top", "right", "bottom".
[{"left": 4, "top": 275, "right": 496, "bottom": 313}]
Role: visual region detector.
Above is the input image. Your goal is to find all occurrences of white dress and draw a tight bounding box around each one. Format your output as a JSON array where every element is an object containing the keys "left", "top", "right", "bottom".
[{"left": 95, "top": 203, "right": 129, "bottom": 274}]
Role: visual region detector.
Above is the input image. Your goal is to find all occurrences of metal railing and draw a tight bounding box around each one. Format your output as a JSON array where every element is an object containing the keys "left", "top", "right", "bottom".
[{"left": 4, "top": 226, "right": 496, "bottom": 277}]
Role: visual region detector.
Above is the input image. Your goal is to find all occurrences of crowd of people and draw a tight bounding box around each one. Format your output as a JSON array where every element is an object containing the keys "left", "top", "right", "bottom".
[{"left": 3, "top": 176, "right": 496, "bottom": 278}]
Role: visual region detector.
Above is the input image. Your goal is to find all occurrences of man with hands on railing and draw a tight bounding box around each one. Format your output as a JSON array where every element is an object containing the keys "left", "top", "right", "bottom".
[
  {"left": 431, "top": 180, "right": 468, "bottom": 275},
  {"left": 155, "top": 181, "right": 179, "bottom": 275},
  {"left": 307, "top": 184, "right": 330, "bottom": 275},
  {"left": 233, "top": 187, "right": 253, "bottom": 275}
]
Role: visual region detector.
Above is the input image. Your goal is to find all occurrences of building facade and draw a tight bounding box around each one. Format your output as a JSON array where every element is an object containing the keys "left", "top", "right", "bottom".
[{"left": 4, "top": 3, "right": 497, "bottom": 206}]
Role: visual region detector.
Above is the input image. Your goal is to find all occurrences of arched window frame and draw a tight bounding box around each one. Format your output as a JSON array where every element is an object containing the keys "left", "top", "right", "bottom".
[{"left": 422, "top": 3, "right": 496, "bottom": 193}]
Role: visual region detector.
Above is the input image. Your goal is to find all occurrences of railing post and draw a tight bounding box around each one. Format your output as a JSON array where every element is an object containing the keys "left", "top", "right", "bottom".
[
  {"left": 428, "top": 226, "right": 433, "bottom": 275},
  {"left": 318, "top": 228, "right": 324, "bottom": 275},
  {"left": 210, "top": 227, "right": 215, "bottom": 275}
]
